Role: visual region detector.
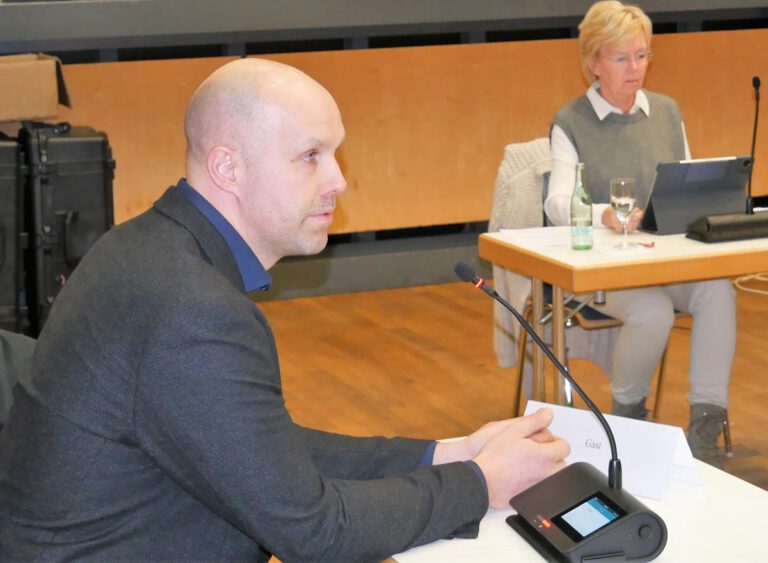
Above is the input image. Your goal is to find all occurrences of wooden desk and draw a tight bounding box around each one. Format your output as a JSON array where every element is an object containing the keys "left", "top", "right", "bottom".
[
  {"left": 394, "top": 460, "right": 768, "bottom": 562},
  {"left": 478, "top": 227, "right": 768, "bottom": 403}
]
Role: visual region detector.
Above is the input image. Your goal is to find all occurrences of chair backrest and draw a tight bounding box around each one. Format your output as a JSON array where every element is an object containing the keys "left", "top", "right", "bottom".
[
  {"left": 0, "top": 330, "right": 36, "bottom": 430},
  {"left": 488, "top": 139, "right": 618, "bottom": 380},
  {"left": 489, "top": 138, "right": 551, "bottom": 368},
  {"left": 489, "top": 137, "right": 551, "bottom": 233}
]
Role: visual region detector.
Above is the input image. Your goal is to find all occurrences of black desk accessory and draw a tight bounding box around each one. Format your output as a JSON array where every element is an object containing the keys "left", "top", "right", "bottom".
[
  {"left": 687, "top": 76, "right": 768, "bottom": 242},
  {"left": 686, "top": 210, "right": 768, "bottom": 243},
  {"left": 455, "top": 262, "right": 667, "bottom": 562}
]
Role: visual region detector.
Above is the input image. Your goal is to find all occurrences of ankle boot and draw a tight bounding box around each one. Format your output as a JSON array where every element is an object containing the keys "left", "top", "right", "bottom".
[
  {"left": 688, "top": 403, "right": 726, "bottom": 469},
  {"left": 611, "top": 397, "right": 648, "bottom": 420}
]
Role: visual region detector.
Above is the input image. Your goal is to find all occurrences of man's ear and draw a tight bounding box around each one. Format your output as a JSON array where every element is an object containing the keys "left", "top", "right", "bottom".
[{"left": 206, "top": 145, "right": 239, "bottom": 196}]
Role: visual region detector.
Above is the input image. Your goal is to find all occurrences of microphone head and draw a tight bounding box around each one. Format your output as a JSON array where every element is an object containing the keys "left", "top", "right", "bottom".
[
  {"left": 754, "top": 76, "right": 761, "bottom": 90},
  {"left": 454, "top": 262, "right": 476, "bottom": 283}
]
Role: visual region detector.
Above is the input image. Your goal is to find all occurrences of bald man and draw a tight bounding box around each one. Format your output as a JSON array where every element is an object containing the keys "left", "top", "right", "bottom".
[{"left": 0, "top": 59, "right": 568, "bottom": 561}]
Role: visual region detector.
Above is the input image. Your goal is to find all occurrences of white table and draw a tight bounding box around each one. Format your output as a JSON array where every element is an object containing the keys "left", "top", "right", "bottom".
[
  {"left": 395, "top": 461, "right": 768, "bottom": 562},
  {"left": 479, "top": 227, "right": 768, "bottom": 404}
]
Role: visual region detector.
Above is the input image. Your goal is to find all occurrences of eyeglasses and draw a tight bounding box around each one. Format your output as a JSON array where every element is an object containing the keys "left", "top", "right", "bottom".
[{"left": 601, "top": 50, "right": 653, "bottom": 67}]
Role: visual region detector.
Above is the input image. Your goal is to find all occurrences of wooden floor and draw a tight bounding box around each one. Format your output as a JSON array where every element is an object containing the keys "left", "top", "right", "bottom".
[{"left": 259, "top": 277, "right": 768, "bottom": 492}]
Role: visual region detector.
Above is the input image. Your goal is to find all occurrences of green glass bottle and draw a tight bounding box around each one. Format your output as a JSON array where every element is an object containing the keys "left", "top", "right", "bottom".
[{"left": 570, "top": 162, "right": 593, "bottom": 250}]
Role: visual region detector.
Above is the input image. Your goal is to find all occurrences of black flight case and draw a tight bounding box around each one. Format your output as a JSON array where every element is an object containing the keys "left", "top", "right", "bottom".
[
  {"left": 20, "top": 122, "right": 115, "bottom": 335},
  {"left": 0, "top": 135, "right": 26, "bottom": 333}
]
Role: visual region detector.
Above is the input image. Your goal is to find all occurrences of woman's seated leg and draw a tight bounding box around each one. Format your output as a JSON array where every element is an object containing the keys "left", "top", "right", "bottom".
[
  {"left": 599, "top": 287, "right": 675, "bottom": 419},
  {"left": 665, "top": 279, "right": 736, "bottom": 467}
]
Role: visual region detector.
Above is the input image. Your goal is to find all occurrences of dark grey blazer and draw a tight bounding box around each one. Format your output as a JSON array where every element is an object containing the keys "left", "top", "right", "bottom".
[{"left": 0, "top": 186, "right": 487, "bottom": 562}]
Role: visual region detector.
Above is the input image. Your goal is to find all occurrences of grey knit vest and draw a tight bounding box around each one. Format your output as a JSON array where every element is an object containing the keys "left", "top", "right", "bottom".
[{"left": 552, "top": 90, "right": 686, "bottom": 205}]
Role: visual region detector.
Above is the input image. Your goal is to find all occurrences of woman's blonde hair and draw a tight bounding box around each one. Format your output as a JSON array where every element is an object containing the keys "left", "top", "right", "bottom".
[{"left": 578, "top": 1, "right": 653, "bottom": 83}]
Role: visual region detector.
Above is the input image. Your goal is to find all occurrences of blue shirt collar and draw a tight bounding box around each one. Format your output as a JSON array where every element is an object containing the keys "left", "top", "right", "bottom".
[{"left": 177, "top": 179, "right": 271, "bottom": 292}]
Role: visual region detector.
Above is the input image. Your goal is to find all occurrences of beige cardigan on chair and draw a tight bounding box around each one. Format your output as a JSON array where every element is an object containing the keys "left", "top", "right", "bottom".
[{"left": 488, "top": 138, "right": 616, "bottom": 394}]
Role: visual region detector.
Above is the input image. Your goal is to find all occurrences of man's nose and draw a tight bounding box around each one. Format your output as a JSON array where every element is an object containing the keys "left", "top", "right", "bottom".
[{"left": 327, "top": 158, "right": 347, "bottom": 195}]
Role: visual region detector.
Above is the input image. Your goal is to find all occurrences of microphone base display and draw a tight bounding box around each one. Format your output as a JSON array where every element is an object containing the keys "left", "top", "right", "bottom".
[{"left": 507, "top": 462, "right": 667, "bottom": 562}]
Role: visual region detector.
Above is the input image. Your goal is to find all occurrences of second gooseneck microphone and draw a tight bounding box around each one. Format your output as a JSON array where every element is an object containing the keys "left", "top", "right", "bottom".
[{"left": 747, "top": 75, "right": 761, "bottom": 215}]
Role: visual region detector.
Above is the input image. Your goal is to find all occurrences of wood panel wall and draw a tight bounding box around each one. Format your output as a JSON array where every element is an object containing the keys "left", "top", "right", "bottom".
[{"left": 52, "top": 29, "right": 767, "bottom": 233}]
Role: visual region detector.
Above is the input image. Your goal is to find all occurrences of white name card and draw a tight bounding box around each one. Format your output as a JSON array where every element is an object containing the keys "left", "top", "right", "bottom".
[{"left": 525, "top": 401, "right": 702, "bottom": 500}]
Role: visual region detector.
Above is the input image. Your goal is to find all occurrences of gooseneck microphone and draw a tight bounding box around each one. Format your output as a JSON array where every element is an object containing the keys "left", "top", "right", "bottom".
[
  {"left": 454, "top": 262, "right": 622, "bottom": 489},
  {"left": 686, "top": 75, "right": 768, "bottom": 241},
  {"left": 456, "top": 262, "right": 668, "bottom": 562},
  {"left": 747, "top": 75, "right": 761, "bottom": 215}
]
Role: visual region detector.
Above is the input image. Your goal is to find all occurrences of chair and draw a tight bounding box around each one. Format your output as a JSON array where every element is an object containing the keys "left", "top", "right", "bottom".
[
  {"left": 0, "top": 329, "right": 36, "bottom": 431},
  {"left": 512, "top": 291, "right": 622, "bottom": 416},
  {"left": 489, "top": 137, "right": 620, "bottom": 414},
  {"left": 488, "top": 139, "right": 734, "bottom": 457}
]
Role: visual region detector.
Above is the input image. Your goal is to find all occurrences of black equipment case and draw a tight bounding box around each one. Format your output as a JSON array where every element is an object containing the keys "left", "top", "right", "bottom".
[
  {"left": 0, "top": 135, "right": 26, "bottom": 332},
  {"left": 20, "top": 122, "right": 115, "bottom": 335}
]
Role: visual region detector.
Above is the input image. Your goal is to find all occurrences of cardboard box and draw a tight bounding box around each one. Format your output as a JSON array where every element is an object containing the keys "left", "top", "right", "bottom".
[{"left": 0, "top": 54, "right": 71, "bottom": 122}]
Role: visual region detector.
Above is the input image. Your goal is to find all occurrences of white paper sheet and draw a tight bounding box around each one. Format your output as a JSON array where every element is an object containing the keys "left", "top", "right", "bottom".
[{"left": 525, "top": 401, "right": 701, "bottom": 500}]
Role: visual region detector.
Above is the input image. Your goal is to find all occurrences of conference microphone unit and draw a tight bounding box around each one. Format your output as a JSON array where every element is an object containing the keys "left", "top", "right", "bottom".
[
  {"left": 687, "top": 75, "right": 768, "bottom": 242},
  {"left": 455, "top": 263, "right": 667, "bottom": 562}
]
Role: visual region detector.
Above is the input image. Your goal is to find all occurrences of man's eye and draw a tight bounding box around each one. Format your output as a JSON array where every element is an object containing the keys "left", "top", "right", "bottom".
[{"left": 302, "top": 150, "right": 319, "bottom": 162}]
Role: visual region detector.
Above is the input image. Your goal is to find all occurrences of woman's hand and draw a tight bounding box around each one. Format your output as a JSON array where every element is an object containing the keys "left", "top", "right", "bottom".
[{"left": 602, "top": 206, "right": 644, "bottom": 233}]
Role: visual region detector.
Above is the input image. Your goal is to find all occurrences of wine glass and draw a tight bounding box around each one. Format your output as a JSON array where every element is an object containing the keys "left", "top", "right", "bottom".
[{"left": 610, "top": 178, "right": 637, "bottom": 250}]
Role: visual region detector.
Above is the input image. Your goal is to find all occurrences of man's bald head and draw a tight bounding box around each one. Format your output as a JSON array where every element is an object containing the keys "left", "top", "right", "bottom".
[
  {"left": 183, "top": 58, "right": 331, "bottom": 172},
  {"left": 180, "top": 57, "right": 347, "bottom": 269}
]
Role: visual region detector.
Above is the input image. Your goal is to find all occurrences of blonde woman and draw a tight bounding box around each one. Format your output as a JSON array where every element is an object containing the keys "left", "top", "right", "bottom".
[{"left": 544, "top": 0, "right": 735, "bottom": 467}]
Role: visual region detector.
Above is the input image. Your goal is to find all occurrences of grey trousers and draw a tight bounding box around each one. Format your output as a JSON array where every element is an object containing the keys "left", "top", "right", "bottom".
[{"left": 597, "top": 279, "right": 736, "bottom": 408}]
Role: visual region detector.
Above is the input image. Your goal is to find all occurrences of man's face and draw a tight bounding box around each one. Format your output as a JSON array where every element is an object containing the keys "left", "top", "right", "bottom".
[{"left": 238, "top": 89, "right": 347, "bottom": 268}]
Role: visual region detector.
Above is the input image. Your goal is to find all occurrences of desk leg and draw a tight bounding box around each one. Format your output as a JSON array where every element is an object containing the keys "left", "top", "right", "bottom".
[
  {"left": 552, "top": 285, "right": 567, "bottom": 405},
  {"left": 531, "top": 279, "right": 545, "bottom": 402}
]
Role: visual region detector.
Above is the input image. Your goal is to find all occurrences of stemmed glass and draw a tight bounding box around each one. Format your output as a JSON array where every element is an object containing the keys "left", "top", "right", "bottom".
[{"left": 610, "top": 178, "right": 637, "bottom": 250}]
